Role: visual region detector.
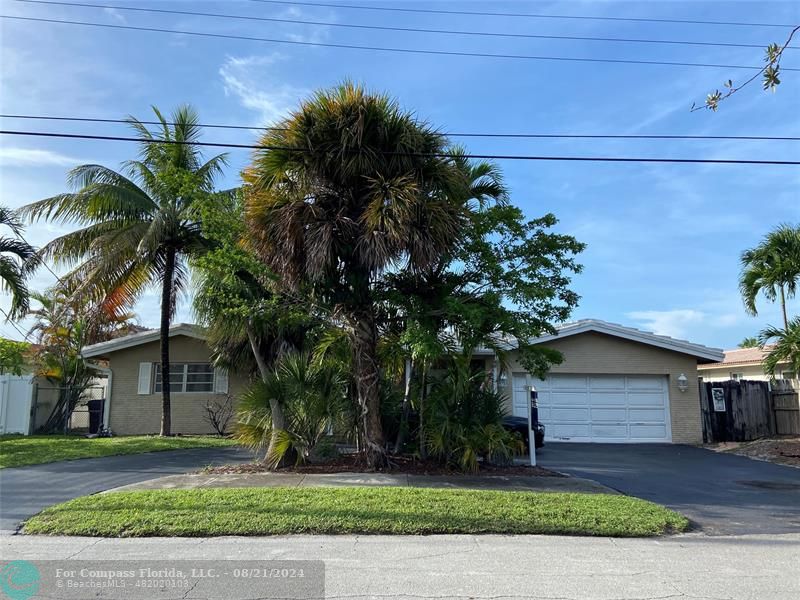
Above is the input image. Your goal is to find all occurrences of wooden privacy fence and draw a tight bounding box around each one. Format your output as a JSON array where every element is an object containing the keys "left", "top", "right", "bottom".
[
  {"left": 771, "top": 379, "right": 800, "bottom": 436},
  {"left": 699, "top": 379, "right": 800, "bottom": 443}
]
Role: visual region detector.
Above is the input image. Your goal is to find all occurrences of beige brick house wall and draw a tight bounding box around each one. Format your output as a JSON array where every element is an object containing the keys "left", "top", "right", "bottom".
[
  {"left": 106, "top": 336, "right": 250, "bottom": 435},
  {"left": 502, "top": 332, "right": 703, "bottom": 444}
]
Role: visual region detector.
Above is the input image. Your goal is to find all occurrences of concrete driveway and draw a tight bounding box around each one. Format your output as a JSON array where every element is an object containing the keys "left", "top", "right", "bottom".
[
  {"left": 537, "top": 442, "right": 800, "bottom": 535},
  {"left": 0, "top": 446, "right": 255, "bottom": 534}
]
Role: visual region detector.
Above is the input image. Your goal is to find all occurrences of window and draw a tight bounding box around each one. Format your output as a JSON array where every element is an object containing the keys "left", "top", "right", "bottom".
[
  {"left": 154, "top": 363, "right": 214, "bottom": 393},
  {"left": 782, "top": 371, "right": 797, "bottom": 380},
  {"left": 730, "top": 372, "right": 743, "bottom": 381}
]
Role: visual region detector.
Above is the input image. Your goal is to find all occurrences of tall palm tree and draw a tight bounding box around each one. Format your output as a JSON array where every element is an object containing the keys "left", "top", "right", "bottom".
[
  {"left": 759, "top": 317, "right": 800, "bottom": 379},
  {"left": 0, "top": 206, "right": 36, "bottom": 319},
  {"left": 740, "top": 224, "right": 800, "bottom": 329},
  {"left": 20, "top": 106, "right": 227, "bottom": 436},
  {"left": 245, "top": 83, "right": 469, "bottom": 468}
]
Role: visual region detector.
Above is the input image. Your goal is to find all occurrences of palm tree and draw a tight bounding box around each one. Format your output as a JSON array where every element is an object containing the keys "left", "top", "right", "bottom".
[
  {"left": 20, "top": 106, "right": 227, "bottom": 436},
  {"left": 740, "top": 224, "right": 800, "bottom": 329},
  {"left": 738, "top": 337, "right": 760, "bottom": 348},
  {"left": 0, "top": 206, "right": 36, "bottom": 319},
  {"left": 759, "top": 317, "right": 800, "bottom": 379},
  {"left": 245, "top": 83, "right": 469, "bottom": 468}
]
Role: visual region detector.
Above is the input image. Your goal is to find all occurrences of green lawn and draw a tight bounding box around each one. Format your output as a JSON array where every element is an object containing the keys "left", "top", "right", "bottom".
[
  {"left": 23, "top": 487, "right": 688, "bottom": 537},
  {"left": 0, "top": 435, "right": 238, "bottom": 469}
]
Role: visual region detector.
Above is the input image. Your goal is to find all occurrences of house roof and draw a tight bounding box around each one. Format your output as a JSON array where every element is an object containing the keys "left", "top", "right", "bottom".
[
  {"left": 523, "top": 319, "right": 725, "bottom": 362},
  {"left": 81, "top": 323, "right": 206, "bottom": 358},
  {"left": 698, "top": 345, "right": 781, "bottom": 370},
  {"left": 81, "top": 318, "right": 725, "bottom": 363}
]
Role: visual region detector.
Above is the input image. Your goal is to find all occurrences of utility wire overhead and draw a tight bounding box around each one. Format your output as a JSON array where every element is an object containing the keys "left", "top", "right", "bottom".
[
  {"left": 3, "top": 15, "right": 797, "bottom": 71},
  {"left": 2, "top": 114, "right": 799, "bottom": 142},
  {"left": 246, "top": 0, "right": 796, "bottom": 28},
  {"left": 2, "top": 130, "right": 798, "bottom": 165},
  {"left": 12, "top": 0, "right": 790, "bottom": 51}
]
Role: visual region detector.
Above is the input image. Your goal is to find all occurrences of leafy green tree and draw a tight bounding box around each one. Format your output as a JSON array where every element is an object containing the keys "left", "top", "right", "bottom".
[
  {"left": 738, "top": 337, "right": 760, "bottom": 348},
  {"left": 244, "top": 83, "right": 469, "bottom": 468},
  {"left": 0, "top": 338, "right": 31, "bottom": 375},
  {"left": 192, "top": 190, "right": 318, "bottom": 464},
  {"left": 740, "top": 224, "right": 800, "bottom": 330},
  {"left": 20, "top": 106, "right": 228, "bottom": 436},
  {"left": 382, "top": 158, "right": 584, "bottom": 454},
  {"left": 759, "top": 317, "right": 800, "bottom": 380},
  {"left": 27, "top": 284, "right": 136, "bottom": 431},
  {"left": 0, "top": 206, "right": 36, "bottom": 319}
]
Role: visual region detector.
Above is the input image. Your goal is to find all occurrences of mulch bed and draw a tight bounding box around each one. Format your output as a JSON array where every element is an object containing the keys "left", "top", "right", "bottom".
[
  {"left": 709, "top": 437, "right": 800, "bottom": 468},
  {"left": 202, "top": 453, "right": 561, "bottom": 477}
]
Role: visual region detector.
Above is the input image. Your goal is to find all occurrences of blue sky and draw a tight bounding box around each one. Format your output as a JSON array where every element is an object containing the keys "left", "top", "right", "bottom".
[{"left": 1, "top": 0, "right": 798, "bottom": 349}]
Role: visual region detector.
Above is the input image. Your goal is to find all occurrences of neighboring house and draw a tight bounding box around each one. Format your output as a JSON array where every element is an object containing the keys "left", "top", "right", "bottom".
[
  {"left": 697, "top": 345, "right": 795, "bottom": 383},
  {"left": 81, "top": 324, "right": 247, "bottom": 435},
  {"left": 83, "top": 319, "right": 722, "bottom": 445}
]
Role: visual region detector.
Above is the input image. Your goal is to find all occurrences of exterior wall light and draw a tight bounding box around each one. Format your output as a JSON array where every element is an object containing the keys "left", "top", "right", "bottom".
[{"left": 677, "top": 373, "right": 689, "bottom": 393}]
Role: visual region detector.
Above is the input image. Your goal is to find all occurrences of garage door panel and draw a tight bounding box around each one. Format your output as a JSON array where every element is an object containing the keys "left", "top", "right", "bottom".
[
  {"left": 549, "top": 423, "right": 591, "bottom": 440},
  {"left": 627, "top": 392, "right": 666, "bottom": 407},
  {"left": 630, "top": 424, "right": 668, "bottom": 439},
  {"left": 588, "top": 392, "right": 627, "bottom": 406},
  {"left": 551, "top": 375, "right": 587, "bottom": 389},
  {"left": 629, "top": 408, "right": 666, "bottom": 422},
  {"left": 589, "top": 376, "right": 626, "bottom": 390},
  {"left": 590, "top": 407, "right": 627, "bottom": 421},
  {"left": 550, "top": 407, "right": 590, "bottom": 422},
  {"left": 591, "top": 424, "right": 628, "bottom": 439},
  {"left": 626, "top": 376, "right": 666, "bottom": 390},
  {"left": 550, "top": 391, "right": 589, "bottom": 405}
]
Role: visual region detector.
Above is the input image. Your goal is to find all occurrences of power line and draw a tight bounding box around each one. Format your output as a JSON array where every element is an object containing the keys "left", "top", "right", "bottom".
[
  {"left": 2, "top": 129, "right": 798, "bottom": 165},
  {"left": 246, "top": 0, "right": 796, "bottom": 29},
  {"left": 2, "top": 114, "right": 799, "bottom": 142},
  {"left": 3, "top": 15, "right": 796, "bottom": 72},
  {"left": 12, "top": 0, "right": 788, "bottom": 52},
  {"left": 0, "top": 307, "right": 31, "bottom": 340}
]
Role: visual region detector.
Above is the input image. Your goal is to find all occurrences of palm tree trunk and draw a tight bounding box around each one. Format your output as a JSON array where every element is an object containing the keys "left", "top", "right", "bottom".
[
  {"left": 246, "top": 324, "right": 286, "bottom": 468},
  {"left": 780, "top": 285, "right": 789, "bottom": 330},
  {"left": 393, "top": 357, "right": 414, "bottom": 454},
  {"left": 350, "top": 306, "right": 386, "bottom": 469},
  {"left": 159, "top": 246, "right": 175, "bottom": 437},
  {"left": 418, "top": 362, "right": 428, "bottom": 460}
]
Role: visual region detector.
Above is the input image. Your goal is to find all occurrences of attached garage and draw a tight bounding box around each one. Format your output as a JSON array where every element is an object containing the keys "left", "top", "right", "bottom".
[
  {"left": 512, "top": 373, "right": 671, "bottom": 442},
  {"left": 500, "top": 320, "right": 724, "bottom": 445}
]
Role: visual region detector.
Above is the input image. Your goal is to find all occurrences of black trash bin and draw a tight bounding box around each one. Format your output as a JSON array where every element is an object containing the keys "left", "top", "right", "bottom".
[{"left": 87, "top": 399, "right": 104, "bottom": 434}]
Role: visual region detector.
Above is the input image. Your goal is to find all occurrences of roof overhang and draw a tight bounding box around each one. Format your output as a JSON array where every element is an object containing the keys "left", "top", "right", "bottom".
[
  {"left": 520, "top": 319, "right": 724, "bottom": 362},
  {"left": 81, "top": 323, "right": 207, "bottom": 358}
]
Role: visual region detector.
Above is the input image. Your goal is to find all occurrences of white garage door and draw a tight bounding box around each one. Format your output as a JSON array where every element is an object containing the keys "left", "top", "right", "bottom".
[{"left": 511, "top": 373, "right": 671, "bottom": 443}]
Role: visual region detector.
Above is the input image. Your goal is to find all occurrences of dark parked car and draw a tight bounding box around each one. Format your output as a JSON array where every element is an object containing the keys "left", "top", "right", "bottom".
[{"left": 502, "top": 416, "right": 545, "bottom": 449}]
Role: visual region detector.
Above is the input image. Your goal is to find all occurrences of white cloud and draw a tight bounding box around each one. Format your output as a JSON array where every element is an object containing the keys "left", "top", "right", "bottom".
[
  {"left": 102, "top": 8, "right": 127, "bottom": 24},
  {"left": 627, "top": 309, "right": 705, "bottom": 339},
  {"left": 0, "top": 148, "right": 85, "bottom": 168},
  {"left": 219, "top": 54, "right": 309, "bottom": 124}
]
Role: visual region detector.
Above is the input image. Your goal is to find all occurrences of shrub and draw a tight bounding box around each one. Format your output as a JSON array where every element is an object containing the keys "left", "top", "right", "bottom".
[
  {"left": 425, "top": 356, "right": 523, "bottom": 472},
  {"left": 234, "top": 352, "right": 351, "bottom": 465}
]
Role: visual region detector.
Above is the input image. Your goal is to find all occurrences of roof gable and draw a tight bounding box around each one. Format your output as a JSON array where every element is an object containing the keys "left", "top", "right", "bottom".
[
  {"left": 81, "top": 323, "right": 206, "bottom": 358},
  {"left": 531, "top": 319, "right": 724, "bottom": 362}
]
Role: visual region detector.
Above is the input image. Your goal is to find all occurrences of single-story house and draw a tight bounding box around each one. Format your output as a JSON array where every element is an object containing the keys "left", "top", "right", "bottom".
[
  {"left": 82, "top": 324, "right": 248, "bottom": 435},
  {"left": 697, "top": 345, "right": 795, "bottom": 383},
  {"left": 82, "top": 319, "right": 723, "bottom": 445}
]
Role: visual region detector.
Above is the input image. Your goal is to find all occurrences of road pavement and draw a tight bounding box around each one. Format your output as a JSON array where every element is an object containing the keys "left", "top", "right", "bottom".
[{"left": 3, "top": 533, "right": 798, "bottom": 599}]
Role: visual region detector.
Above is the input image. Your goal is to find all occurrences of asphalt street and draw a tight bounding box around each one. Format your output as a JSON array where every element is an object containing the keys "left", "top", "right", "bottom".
[
  {"left": 4, "top": 533, "right": 799, "bottom": 600},
  {"left": 0, "top": 447, "right": 255, "bottom": 533}
]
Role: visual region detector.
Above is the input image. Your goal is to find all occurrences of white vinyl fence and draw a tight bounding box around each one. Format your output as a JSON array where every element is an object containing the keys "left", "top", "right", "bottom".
[{"left": 0, "top": 375, "right": 34, "bottom": 435}]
